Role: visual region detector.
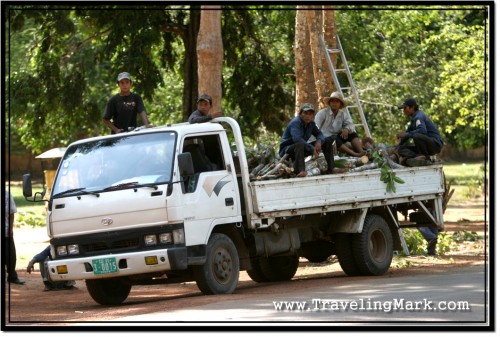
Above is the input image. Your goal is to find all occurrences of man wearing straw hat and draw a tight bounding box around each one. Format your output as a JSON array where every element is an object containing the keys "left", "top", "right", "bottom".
[{"left": 315, "top": 91, "right": 365, "bottom": 157}]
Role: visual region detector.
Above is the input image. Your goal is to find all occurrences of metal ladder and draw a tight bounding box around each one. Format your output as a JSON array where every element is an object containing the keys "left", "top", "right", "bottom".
[{"left": 320, "top": 34, "right": 372, "bottom": 139}]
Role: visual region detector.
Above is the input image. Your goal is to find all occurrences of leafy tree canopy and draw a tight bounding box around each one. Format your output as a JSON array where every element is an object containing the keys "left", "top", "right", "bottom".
[{"left": 6, "top": 5, "right": 488, "bottom": 154}]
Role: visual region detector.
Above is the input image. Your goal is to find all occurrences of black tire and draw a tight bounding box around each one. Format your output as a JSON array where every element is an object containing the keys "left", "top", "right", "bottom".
[
  {"left": 194, "top": 233, "right": 240, "bottom": 295},
  {"left": 351, "top": 214, "right": 393, "bottom": 276},
  {"left": 259, "top": 255, "right": 299, "bottom": 282},
  {"left": 85, "top": 277, "right": 131, "bottom": 305},
  {"left": 246, "top": 258, "right": 271, "bottom": 283},
  {"left": 334, "top": 233, "right": 362, "bottom": 276}
]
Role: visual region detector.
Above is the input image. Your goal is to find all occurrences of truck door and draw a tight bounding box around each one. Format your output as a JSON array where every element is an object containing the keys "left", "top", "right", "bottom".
[{"left": 180, "top": 134, "right": 240, "bottom": 245}]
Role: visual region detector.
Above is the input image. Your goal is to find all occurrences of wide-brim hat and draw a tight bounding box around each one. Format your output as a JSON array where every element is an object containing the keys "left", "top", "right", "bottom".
[{"left": 323, "top": 91, "right": 346, "bottom": 107}]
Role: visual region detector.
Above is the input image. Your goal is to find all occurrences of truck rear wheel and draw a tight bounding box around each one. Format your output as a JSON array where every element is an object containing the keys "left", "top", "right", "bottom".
[
  {"left": 194, "top": 233, "right": 240, "bottom": 295},
  {"left": 247, "top": 258, "right": 270, "bottom": 282},
  {"left": 334, "top": 233, "right": 362, "bottom": 276},
  {"left": 259, "top": 255, "right": 299, "bottom": 282},
  {"left": 85, "top": 277, "right": 131, "bottom": 305},
  {"left": 351, "top": 214, "right": 393, "bottom": 276}
]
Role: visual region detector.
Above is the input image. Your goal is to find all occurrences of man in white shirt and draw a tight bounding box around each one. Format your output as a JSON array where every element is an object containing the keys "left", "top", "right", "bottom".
[{"left": 315, "top": 92, "right": 365, "bottom": 157}]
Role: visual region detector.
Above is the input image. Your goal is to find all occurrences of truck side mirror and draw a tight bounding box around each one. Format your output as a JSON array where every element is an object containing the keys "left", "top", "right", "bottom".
[
  {"left": 22, "top": 173, "right": 46, "bottom": 202},
  {"left": 178, "top": 152, "right": 195, "bottom": 177},
  {"left": 23, "top": 174, "right": 33, "bottom": 197}
]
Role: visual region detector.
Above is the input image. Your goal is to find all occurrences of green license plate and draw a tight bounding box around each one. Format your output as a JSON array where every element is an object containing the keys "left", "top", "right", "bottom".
[{"left": 92, "top": 257, "right": 118, "bottom": 275}]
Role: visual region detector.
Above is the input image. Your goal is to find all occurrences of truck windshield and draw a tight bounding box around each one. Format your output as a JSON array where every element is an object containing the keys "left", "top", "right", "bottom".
[{"left": 51, "top": 132, "right": 176, "bottom": 196}]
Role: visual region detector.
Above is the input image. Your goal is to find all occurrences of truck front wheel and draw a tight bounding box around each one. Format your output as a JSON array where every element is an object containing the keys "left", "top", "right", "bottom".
[
  {"left": 194, "top": 233, "right": 240, "bottom": 295},
  {"left": 85, "top": 277, "right": 131, "bottom": 305},
  {"left": 351, "top": 214, "right": 393, "bottom": 276}
]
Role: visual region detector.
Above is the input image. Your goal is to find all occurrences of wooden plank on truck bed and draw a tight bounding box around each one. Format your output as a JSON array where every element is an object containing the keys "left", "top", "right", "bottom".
[{"left": 249, "top": 165, "right": 444, "bottom": 215}]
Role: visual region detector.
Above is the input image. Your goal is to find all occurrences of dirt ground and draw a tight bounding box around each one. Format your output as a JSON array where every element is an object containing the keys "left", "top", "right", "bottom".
[{"left": 4, "top": 200, "right": 488, "bottom": 326}]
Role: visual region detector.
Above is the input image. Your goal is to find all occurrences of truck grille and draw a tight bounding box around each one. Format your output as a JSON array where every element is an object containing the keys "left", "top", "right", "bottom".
[{"left": 83, "top": 239, "right": 140, "bottom": 253}]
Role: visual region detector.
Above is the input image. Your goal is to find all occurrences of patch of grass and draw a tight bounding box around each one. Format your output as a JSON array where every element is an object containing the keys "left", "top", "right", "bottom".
[
  {"left": 443, "top": 161, "right": 486, "bottom": 186},
  {"left": 443, "top": 161, "right": 487, "bottom": 203},
  {"left": 7, "top": 182, "right": 47, "bottom": 228}
]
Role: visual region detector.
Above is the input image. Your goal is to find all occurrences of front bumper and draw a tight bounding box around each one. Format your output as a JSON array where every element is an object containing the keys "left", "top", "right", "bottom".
[{"left": 47, "top": 247, "right": 187, "bottom": 281}]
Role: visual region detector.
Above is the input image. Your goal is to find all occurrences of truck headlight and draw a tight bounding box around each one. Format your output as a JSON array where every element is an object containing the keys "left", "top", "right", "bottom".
[
  {"left": 57, "top": 246, "right": 68, "bottom": 256},
  {"left": 159, "top": 232, "right": 172, "bottom": 244},
  {"left": 173, "top": 229, "right": 185, "bottom": 244},
  {"left": 144, "top": 234, "right": 157, "bottom": 246},
  {"left": 67, "top": 244, "right": 79, "bottom": 255}
]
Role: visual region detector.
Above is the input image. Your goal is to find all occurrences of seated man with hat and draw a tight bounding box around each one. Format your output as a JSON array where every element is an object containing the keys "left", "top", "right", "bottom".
[
  {"left": 188, "top": 94, "right": 223, "bottom": 124},
  {"left": 279, "top": 103, "right": 334, "bottom": 177},
  {"left": 315, "top": 91, "right": 365, "bottom": 157}
]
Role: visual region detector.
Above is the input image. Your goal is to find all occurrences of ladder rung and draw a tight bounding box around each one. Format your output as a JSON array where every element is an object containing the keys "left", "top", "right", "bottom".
[
  {"left": 334, "top": 68, "right": 347, "bottom": 72},
  {"left": 340, "top": 87, "right": 350, "bottom": 90},
  {"left": 328, "top": 48, "right": 341, "bottom": 53}
]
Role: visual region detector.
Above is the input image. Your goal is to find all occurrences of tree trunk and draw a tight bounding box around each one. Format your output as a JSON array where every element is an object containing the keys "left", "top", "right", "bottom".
[
  {"left": 181, "top": 10, "right": 200, "bottom": 122},
  {"left": 306, "top": 9, "right": 330, "bottom": 110},
  {"left": 294, "top": 7, "right": 316, "bottom": 115},
  {"left": 322, "top": 6, "right": 337, "bottom": 107},
  {"left": 197, "top": 6, "right": 223, "bottom": 114}
]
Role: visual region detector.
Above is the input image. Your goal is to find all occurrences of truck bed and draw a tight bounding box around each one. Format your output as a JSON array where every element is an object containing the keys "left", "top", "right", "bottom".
[{"left": 249, "top": 165, "right": 444, "bottom": 218}]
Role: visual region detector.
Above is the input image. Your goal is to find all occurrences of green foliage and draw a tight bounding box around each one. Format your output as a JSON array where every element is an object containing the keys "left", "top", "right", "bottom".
[
  {"left": 402, "top": 228, "right": 458, "bottom": 256},
  {"left": 372, "top": 150, "right": 404, "bottom": 192},
  {"left": 15, "top": 210, "right": 46, "bottom": 228},
  {"left": 338, "top": 7, "right": 487, "bottom": 148},
  {"left": 7, "top": 6, "right": 488, "bottom": 154},
  {"left": 452, "top": 230, "right": 479, "bottom": 242}
]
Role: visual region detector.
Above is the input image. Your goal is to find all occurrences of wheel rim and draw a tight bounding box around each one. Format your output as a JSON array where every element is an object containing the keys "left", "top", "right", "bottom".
[
  {"left": 212, "top": 247, "right": 233, "bottom": 284},
  {"left": 369, "top": 229, "right": 388, "bottom": 263}
]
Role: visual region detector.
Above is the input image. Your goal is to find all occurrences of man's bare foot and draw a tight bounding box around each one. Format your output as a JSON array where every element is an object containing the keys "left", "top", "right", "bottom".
[{"left": 297, "top": 171, "right": 308, "bottom": 177}]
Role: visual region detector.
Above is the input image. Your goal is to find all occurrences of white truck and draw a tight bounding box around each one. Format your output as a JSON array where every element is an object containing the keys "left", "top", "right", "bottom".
[{"left": 23, "top": 117, "right": 445, "bottom": 305}]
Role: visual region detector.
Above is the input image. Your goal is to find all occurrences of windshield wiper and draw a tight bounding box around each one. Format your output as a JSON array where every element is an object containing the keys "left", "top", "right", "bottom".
[
  {"left": 52, "top": 188, "right": 86, "bottom": 198},
  {"left": 103, "top": 182, "right": 140, "bottom": 191},
  {"left": 103, "top": 181, "right": 162, "bottom": 192},
  {"left": 52, "top": 188, "right": 101, "bottom": 198}
]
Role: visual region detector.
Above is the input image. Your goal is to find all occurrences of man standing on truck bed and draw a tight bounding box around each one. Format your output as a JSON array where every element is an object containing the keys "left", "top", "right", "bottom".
[
  {"left": 279, "top": 103, "right": 333, "bottom": 177},
  {"left": 396, "top": 98, "right": 444, "bottom": 167},
  {"left": 103, "top": 72, "right": 153, "bottom": 134},
  {"left": 188, "top": 94, "right": 223, "bottom": 123}
]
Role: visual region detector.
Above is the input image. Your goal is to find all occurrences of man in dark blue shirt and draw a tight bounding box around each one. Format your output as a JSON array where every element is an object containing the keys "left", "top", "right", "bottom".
[
  {"left": 396, "top": 98, "right": 444, "bottom": 167},
  {"left": 279, "top": 103, "right": 333, "bottom": 177}
]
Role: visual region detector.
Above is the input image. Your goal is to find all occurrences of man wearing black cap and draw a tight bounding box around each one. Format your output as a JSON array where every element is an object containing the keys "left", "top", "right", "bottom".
[
  {"left": 103, "top": 72, "right": 153, "bottom": 134},
  {"left": 396, "top": 98, "right": 443, "bottom": 166},
  {"left": 188, "top": 94, "right": 223, "bottom": 124},
  {"left": 279, "top": 103, "right": 333, "bottom": 177}
]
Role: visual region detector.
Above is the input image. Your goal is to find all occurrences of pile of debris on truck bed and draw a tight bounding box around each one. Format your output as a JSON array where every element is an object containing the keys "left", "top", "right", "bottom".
[{"left": 245, "top": 139, "right": 405, "bottom": 182}]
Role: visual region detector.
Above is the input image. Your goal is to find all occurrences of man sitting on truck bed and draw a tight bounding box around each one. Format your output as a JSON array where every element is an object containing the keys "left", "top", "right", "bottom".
[
  {"left": 279, "top": 103, "right": 333, "bottom": 177},
  {"left": 396, "top": 98, "right": 444, "bottom": 167}
]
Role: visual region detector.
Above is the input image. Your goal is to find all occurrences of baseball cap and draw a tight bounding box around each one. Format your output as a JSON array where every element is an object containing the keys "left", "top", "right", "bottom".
[
  {"left": 117, "top": 72, "right": 131, "bottom": 82},
  {"left": 398, "top": 98, "right": 417, "bottom": 109},
  {"left": 197, "top": 94, "right": 212, "bottom": 105},
  {"left": 300, "top": 103, "right": 315, "bottom": 113}
]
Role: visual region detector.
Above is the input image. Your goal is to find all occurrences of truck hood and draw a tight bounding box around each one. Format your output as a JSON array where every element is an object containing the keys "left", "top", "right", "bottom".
[{"left": 48, "top": 187, "right": 168, "bottom": 237}]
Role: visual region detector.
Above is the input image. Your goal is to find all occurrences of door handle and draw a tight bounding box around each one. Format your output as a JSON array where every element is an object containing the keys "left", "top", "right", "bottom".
[{"left": 225, "top": 198, "right": 234, "bottom": 206}]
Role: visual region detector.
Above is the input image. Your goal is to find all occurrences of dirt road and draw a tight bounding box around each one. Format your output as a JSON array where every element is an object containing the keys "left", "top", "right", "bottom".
[{"left": 4, "top": 218, "right": 486, "bottom": 327}]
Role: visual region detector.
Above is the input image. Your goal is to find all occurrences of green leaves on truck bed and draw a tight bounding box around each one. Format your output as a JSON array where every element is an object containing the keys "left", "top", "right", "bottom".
[{"left": 373, "top": 150, "right": 405, "bottom": 193}]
